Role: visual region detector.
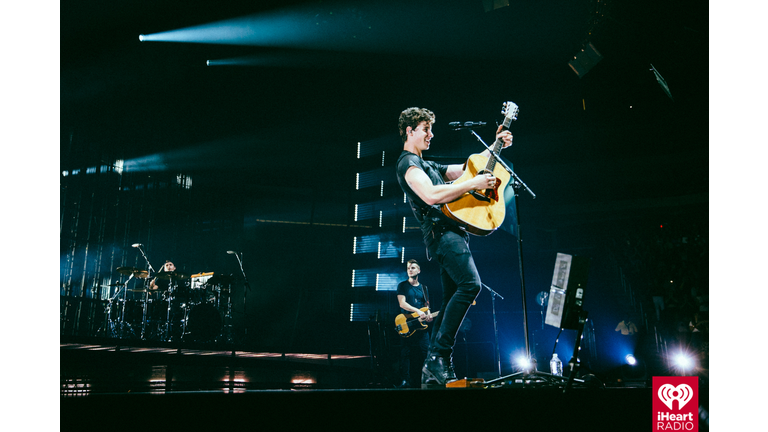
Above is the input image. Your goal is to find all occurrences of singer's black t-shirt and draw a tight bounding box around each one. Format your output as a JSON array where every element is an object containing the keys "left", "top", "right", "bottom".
[{"left": 396, "top": 150, "right": 451, "bottom": 245}]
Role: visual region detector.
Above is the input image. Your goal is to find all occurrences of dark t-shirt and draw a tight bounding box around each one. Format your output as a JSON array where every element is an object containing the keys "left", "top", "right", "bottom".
[
  {"left": 396, "top": 150, "right": 452, "bottom": 245},
  {"left": 397, "top": 280, "right": 428, "bottom": 315}
]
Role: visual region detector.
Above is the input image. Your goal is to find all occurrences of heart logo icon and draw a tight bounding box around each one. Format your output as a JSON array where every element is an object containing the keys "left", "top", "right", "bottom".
[{"left": 658, "top": 383, "right": 694, "bottom": 410}]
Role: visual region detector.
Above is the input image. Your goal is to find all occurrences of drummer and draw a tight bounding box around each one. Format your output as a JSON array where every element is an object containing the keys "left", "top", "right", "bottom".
[{"left": 149, "top": 261, "right": 180, "bottom": 298}]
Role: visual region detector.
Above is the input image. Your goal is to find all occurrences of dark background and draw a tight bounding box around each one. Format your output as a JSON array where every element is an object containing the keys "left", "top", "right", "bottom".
[{"left": 58, "top": 0, "right": 710, "bottom": 380}]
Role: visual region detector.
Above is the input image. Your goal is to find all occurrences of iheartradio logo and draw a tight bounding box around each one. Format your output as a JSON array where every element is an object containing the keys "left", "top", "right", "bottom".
[
  {"left": 653, "top": 377, "right": 698, "bottom": 432},
  {"left": 658, "top": 383, "right": 694, "bottom": 410}
]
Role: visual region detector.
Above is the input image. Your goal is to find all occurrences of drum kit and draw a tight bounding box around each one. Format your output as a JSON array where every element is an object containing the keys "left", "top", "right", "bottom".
[{"left": 100, "top": 266, "right": 236, "bottom": 344}]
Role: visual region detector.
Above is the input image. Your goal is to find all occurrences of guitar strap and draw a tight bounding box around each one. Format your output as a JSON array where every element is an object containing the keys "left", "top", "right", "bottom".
[{"left": 422, "top": 284, "right": 430, "bottom": 310}]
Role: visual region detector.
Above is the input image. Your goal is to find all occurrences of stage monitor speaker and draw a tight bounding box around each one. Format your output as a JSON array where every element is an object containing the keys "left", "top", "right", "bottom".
[{"left": 544, "top": 253, "right": 590, "bottom": 330}]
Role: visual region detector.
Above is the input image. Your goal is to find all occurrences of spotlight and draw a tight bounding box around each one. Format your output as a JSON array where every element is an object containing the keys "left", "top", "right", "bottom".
[
  {"left": 674, "top": 353, "right": 694, "bottom": 371},
  {"left": 515, "top": 356, "right": 536, "bottom": 373},
  {"left": 139, "top": 34, "right": 145, "bottom": 42},
  {"left": 625, "top": 354, "right": 637, "bottom": 366}
]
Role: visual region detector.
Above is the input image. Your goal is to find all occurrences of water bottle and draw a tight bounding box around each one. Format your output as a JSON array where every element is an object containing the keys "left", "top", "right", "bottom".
[{"left": 550, "top": 353, "right": 563, "bottom": 376}]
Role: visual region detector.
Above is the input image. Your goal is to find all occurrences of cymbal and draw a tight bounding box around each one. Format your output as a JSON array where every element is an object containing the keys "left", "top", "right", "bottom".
[
  {"left": 155, "top": 270, "right": 189, "bottom": 281},
  {"left": 115, "top": 267, "right": 149, "bottom": 278}
]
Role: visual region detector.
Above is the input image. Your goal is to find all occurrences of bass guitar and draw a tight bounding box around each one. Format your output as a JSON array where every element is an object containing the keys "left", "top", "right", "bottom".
[
  {"left": 394, "top": 307, "right": 440, "bottom": 338},
  {"left": 441, "top": 101, "right": 519, "bottom": 236}
]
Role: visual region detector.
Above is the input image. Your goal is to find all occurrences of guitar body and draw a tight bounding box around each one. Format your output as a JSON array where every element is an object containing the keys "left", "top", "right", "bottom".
[
  {"left": 441, "top": 101, "right": 519, "bottom": 236},
  {"left": 395, "top": 307, "right": 440, "bottom": 337},
  {"left": 442, "top": 153, "right": 511, "bottom": 236}
]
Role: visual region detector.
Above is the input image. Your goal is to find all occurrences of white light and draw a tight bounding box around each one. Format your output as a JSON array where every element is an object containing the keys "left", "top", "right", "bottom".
[
  {"left": 139, "top": 34, "right": 145, "bottom": 42},
  {"left": 352, "top": 237, "right": 357, "bottom": 254},
  {"left": 674, "top": 353, "right": 693, "bottom": 370},
  {"left": 625, "top": 354, "right": 637, "bottom": 365},
  {"left": 516, "top": 356, "right": 531, "bottom": 370}
]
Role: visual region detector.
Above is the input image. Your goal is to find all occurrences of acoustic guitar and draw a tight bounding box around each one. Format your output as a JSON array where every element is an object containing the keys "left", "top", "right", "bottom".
[
  {"left": 394, "top": 307, "right": 440, "bottom": 338},
  {"left": 441, "top": 101, "right": 519, "bottom": 236}
]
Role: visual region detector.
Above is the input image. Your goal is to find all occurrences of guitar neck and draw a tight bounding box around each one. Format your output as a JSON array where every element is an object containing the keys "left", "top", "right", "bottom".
[
  {"left": 418, "top": 311, "right": 440, "bottom": 321},
  {"left": 485, "top": 114, "right": 515, "bottom": 173}
]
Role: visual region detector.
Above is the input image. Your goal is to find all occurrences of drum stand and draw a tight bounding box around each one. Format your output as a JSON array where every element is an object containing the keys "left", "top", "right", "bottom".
[
  {"left": 160, "top": 283, "right": 178, "bottom": 342},
  {"left": 114, "top": 274, "right": 137, "bottom": 339},
  {"left": 180, "top": 297, "right": 191, "bottom": 342},
  {"left": 98, "top": 300, "right": 117, "bottom": 338},
  {"left": 97, "top": 283, "right": 121, "bottom": 338},
  {"left": 219, "top": 285, "right": 234, "bottom": 344},
  {"left": 139, "top": 283, "right": 151, "bottom": 340},
  {"left": 132, "top": 244, "right": 157, "bottom": 341}
]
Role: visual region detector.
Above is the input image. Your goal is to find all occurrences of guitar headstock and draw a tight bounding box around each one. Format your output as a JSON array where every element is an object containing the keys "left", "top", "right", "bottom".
[{"left": 502, "top": 101, "right": 519, "bottom": 122}]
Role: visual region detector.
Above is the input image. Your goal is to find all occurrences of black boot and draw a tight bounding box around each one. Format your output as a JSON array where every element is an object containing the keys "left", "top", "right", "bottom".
[
  {"left": 421, "top": 354, "right": 448, "bottom": 388},
  {"left": 444, "top": 356, "right": 458, "bottom": 383}
]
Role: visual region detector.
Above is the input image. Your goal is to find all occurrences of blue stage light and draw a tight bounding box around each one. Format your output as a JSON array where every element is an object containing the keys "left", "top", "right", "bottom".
[{"left": 625, "top": 354, "right": 637, "bottom": 365}]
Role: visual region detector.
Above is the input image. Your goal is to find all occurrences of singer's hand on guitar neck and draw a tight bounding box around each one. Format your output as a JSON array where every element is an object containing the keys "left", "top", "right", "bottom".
[
  {"left": 496, "top": 124, "right": 513, "bottom": 148},
  {"left": 477, "top": 125, "right": 513, "bottom": 161}
]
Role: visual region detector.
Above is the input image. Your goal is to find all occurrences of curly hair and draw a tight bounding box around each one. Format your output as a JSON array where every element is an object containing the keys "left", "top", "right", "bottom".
[{"left": 398, "top": 107, "right": 435, "bottom": 143}]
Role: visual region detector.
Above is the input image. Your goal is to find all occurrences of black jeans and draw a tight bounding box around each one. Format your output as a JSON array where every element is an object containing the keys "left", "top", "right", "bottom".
[{"left": 427, "top": 229, "right": 482, "bottom": 359}]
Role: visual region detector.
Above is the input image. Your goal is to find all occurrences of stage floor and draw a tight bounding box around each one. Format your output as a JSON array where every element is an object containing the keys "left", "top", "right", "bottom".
[{"left": 59, "top": 337, "right": 693, "bottom": 431}]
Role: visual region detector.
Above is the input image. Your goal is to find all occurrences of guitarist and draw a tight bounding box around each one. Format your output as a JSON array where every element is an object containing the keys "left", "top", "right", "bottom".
[
  {"left": 396, "top": 259, "right": 432, "bottom": 388},
  {"left": 395, "top": 107, "right": 512, "bottom": 388}
]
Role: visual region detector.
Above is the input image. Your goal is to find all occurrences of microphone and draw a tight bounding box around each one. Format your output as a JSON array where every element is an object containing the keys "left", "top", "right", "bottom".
[
  {"left": 131, "top": 243, "right": 142, "bottom": 248},
  {"left": 448, "top": 121, "right": 487, "bottom": 130}
]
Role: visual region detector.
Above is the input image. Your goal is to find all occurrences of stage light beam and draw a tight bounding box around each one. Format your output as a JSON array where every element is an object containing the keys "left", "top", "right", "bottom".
[{"left": 136, "top": 3, "right": 489, "bottom": 58}]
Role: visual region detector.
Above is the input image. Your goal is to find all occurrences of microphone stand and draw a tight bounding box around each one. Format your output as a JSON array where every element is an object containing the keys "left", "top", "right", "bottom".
[
  {"left": 461, "top": 126, "right": 581, "bottom": 389},
  {"left": 482, "top": 283, "right": 504, "bottom": 377},
  {"left": 230, "top": 252, "right": 252, "bottom": 344},
  {"left": 134, "top": 245, "right": 156, "bottom": 340},
  {"left": 464, "top": 128, "right": 537, "bottom": 363}
]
